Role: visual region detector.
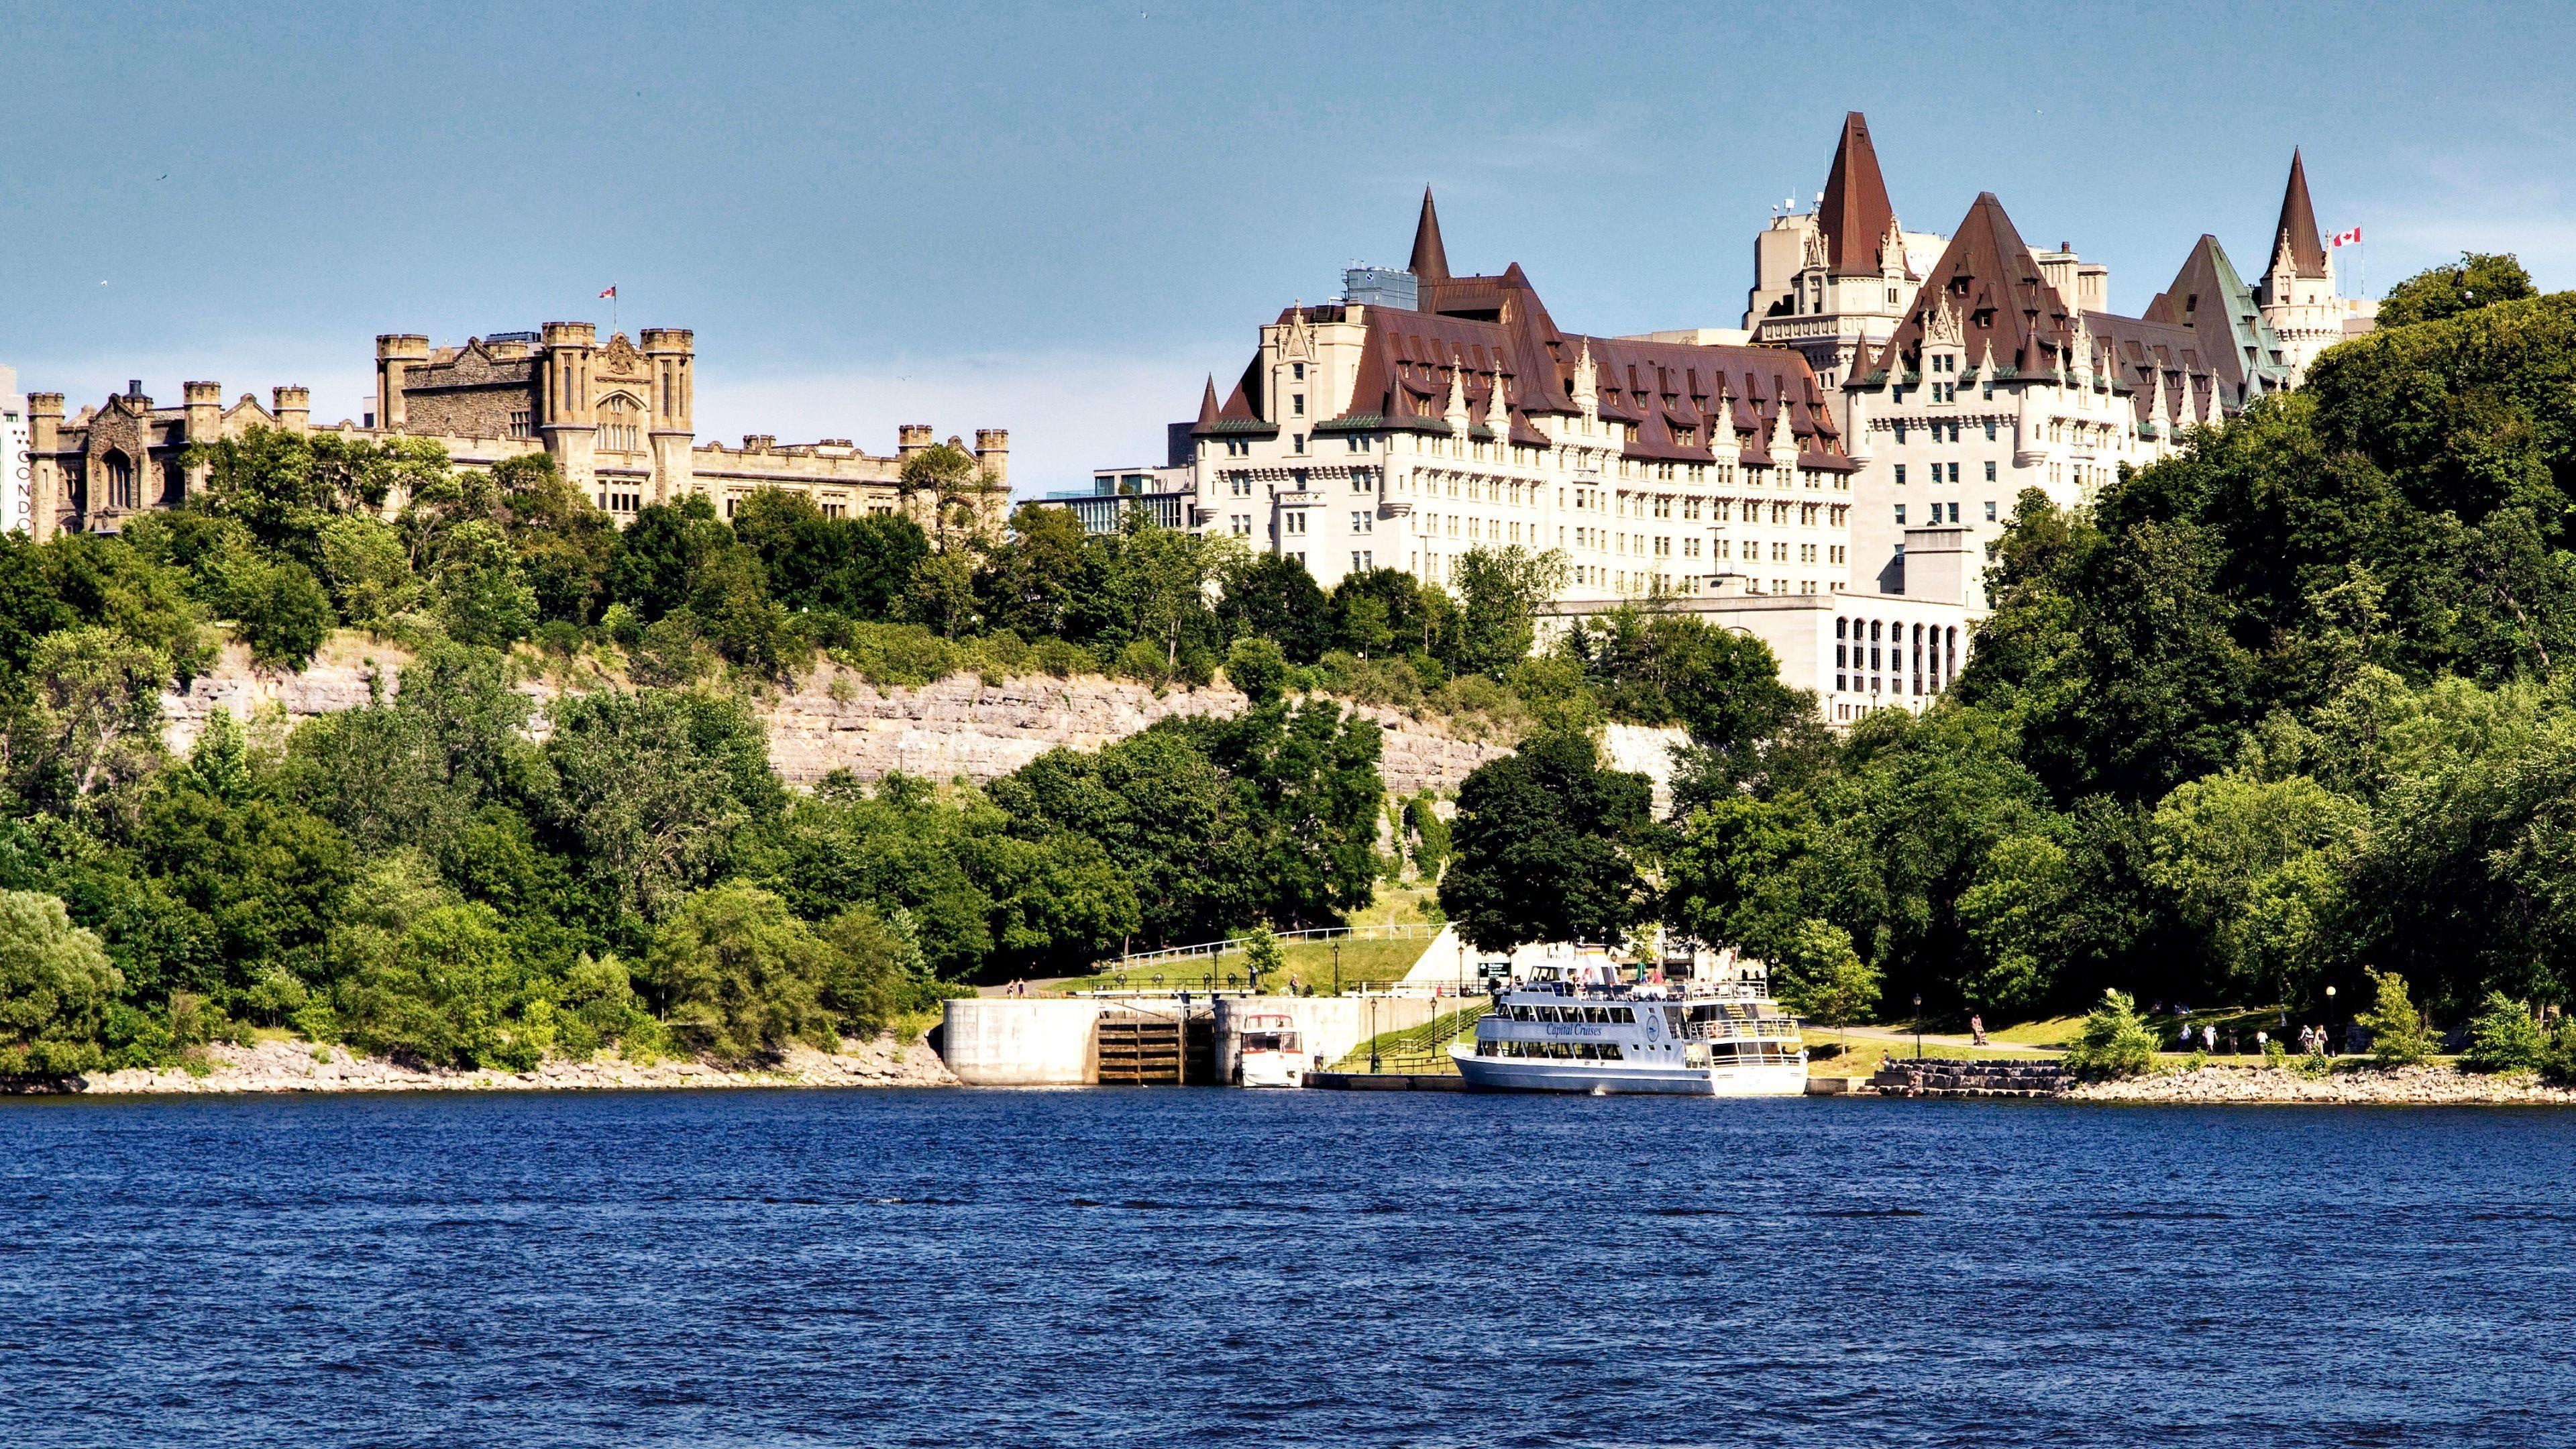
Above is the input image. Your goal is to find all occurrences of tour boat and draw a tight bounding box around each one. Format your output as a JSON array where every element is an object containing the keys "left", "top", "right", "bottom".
[
  {"left": 1451, "top": 960, "right": 1807, "bottom": 1096},
  {"left": 1234, "top": 1012, "right": 1308, "bottom": 1089}
]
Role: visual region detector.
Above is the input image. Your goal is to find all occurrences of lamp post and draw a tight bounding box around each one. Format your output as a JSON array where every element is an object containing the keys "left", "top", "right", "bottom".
[
  {"left": 1369, "top": 994, "right": 1381, "bottom": 1075},
  {"left": 1333, "top": 939, "right": 1342, "bottom": 998},
  {"left": 1913, "top": 994, "right": 1923, "bottom": 1061},
  {"left": 2324, "top": 984, "right": 2338, "bottom": 1054}
]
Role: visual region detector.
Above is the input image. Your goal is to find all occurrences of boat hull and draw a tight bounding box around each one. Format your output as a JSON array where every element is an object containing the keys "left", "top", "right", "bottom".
[{"left": 1450, "top": 1045, "right": 1806, "bottom": 1097}]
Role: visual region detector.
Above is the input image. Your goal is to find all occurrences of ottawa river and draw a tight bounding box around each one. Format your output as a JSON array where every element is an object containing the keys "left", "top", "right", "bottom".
[{"left": 3, "top": 1088, "right": 2572, "bottom": 1447}]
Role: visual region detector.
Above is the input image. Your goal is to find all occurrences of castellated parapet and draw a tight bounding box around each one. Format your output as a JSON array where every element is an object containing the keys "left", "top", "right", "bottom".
[{"left": 25, "top": 321, "right": 1010, "bottom": 538}]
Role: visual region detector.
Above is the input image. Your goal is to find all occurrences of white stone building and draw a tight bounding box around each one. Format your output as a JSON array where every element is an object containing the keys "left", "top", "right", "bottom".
[
  {"left": 1743, "top": 111, "right": 1950, "bottom": 401},
  {"left": 0, "top": 366, "right": 30, "bottom": 535},
  {"left": 2255, "top": 149, "right": 2380, "bottom": 384}
]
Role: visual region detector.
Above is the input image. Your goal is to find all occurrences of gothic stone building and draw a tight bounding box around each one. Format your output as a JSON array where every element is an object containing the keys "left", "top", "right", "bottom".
[{"left": 24, "top": 321, "right": 1007, "bottom": 540}]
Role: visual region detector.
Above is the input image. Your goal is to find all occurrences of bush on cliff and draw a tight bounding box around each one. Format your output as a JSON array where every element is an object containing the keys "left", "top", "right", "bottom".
[{"left": 2063, "top": 990, "right": 2157, "bottom": 1081}]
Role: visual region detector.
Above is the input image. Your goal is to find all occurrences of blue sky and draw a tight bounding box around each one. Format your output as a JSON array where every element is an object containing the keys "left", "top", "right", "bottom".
[{"left": 5, "top": 0, "right": 2572, "bottom": 494}]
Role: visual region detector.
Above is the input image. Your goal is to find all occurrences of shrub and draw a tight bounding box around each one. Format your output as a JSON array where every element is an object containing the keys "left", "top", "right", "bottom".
[
  {"left": 2463, "top": 991, "right": 2547, "bottom": 1073},
  {"left": 1225, "top": 636, "right": 1290, "bottom": 703},
  {"left": 1241, "top": 922, "right": 1284, "bottom": 993},
  {"left": 2361, "top": 968, "right": 2436, "bottom": 1067},
  {"left": 642, "top": 882, "right": 835, "bottom": 1062},
  {"left": 0, "top": 892, "right": 123, "bottom": 1076},
  {"left": 219, "top": 554, "right": 335, "bottom": 669},
  {"left": 337, "top": 901, "right": 542, "bottom": 1069},
  {"left": 2544, "top": 1020, "right": 2576, "bottom": 1087},
  {"left": 2063, "top": 989, "right": 2157, "bottom": 1080},
  {"left": 2262, "top": 1036, "right": 2288, "bottom": 1069}
]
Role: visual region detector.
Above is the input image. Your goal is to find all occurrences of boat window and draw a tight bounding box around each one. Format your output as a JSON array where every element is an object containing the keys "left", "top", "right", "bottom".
[{"left": 1613, "top": 1006, "right": 1635, "bottom": 1023}]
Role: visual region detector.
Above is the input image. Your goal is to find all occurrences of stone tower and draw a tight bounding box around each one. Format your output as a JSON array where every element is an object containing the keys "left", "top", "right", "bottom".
[
  {"left": 538, "top": 321, "right": 599, "bottom": 488},
  {"left": 640, "top": 327, "right": 696, "bottom": 503},
  {"left": 375, "top": 333, "right": 431, "bottom": 429}
]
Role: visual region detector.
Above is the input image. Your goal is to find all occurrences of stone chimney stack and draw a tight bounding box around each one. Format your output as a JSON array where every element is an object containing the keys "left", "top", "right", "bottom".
[
  {"left": 376, "top": 334, "right": 430, "bottom": 431},
  {"left": 272, "top": 386, "right": 311, "bottom": 435}
]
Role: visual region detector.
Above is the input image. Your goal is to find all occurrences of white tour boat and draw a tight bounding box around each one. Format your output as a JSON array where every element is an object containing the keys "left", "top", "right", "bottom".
[
  {"left": 1451, "top": 951, "right": 1807, "bottom": 1096},
  {"left": 1234, "top": 1012, "right": 1309, "bottom": 1088}
]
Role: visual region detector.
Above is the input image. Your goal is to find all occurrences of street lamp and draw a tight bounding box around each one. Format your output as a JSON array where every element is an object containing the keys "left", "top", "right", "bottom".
[
  {"left": 2324, "top": 984, "right": 2338, "bottom": 1053},
  {"left": 1913, "top": 994, "right": 1924, "bottom": 1060},
  {"left": 1369, "top": 994, "right": 1381, "bottom": 1075},
  {"left": 1333, "top": 939, "right": 1342, "bottom": 998}
]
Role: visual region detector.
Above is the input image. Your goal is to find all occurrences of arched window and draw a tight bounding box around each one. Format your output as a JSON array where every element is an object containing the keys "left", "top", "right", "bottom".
[
  {"left": 599, "top": 394, "right": 643, "bottom": 453},
  {"left": 102, "top": 449, "right": 133, "bottom": 510}
]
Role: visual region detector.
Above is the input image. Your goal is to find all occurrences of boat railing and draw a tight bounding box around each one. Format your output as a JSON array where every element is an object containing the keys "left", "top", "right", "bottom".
[{"left": 1678, "top": 1020, "right": 1804, "bottom": 1043}]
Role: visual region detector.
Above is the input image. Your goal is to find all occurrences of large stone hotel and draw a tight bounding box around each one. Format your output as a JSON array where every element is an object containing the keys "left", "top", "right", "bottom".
[
  {"left": 1094, "top": 112, "right": 2375, "bottom": 720},
  {"left": 18, "top": 323, "right": 1007, "bottom": 541}
]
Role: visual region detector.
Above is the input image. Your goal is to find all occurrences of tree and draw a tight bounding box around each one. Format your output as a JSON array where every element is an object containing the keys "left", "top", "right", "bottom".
[
  {"left": 896, "top": 441, "right": 1004, "bottom": 553},
  {"left": 1772, "top": 918, "right": 1879, "bottom": 1057},
  {"left": 431, "top": 521, "right": 539, "bottom": 649},
  {"left": 531, "top": 690, "right": 783, "bottom": 931},
  {"left": 2377, "top": 252, "right": 2538, "bottom": 329},
  {"left": 1224, "top": 636, "right": 1290, "bottom": 704},
  {"left": 2063, "top": 989, "right": 2157, "bottom": 1080},
  {"left": 213, "top": 552, "right": 335, "bottom": 669},
  {"left": 338, "top": 900, "right": 542, "bottom": 1069},
  {"left": 2144, "top": 772, "right": 2365, "bottom": 1004},
  {"left": 193, "top": 427, "right": 451, "bottom": 564},
  {"left": 315, "top": 517, "right": 421, "bottom": 628},
  {"left": 1439, "top": 731, "right": 1653, "bottom": 951},
  {"left": 3, "top": 628, "right": 170, "bottom": 813},
  {"left": 978, "top": 504, "right": 1086, "bottom": 637},
  {"left": 2360, "top": 967, "right": 2435, "bottom": 1067},
  {"left": 1242, "top": 922, "right": 1283, "bottom": 993},
  {"left": 2462, "top": 991, "right": 2546, "bottom": 1074},
  {"left": 1216, "top": 553, "right": 1330, "bottom": 664},
  {"left": 0, "top": 892, "right": 121, "bottom": 1076},
  {"left": 642, "top": 882, "right": 834, "bottom": 1061},
  {"left": 1446, "top": 545, "right": 1568, "bottom": 676}
]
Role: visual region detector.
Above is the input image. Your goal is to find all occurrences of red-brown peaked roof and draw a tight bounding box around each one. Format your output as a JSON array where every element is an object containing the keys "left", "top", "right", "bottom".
[
  {"left": 1817, "top": 111, "right": 1896, "bottom": 277},
  {"left": 1410, "top": 188, "right": 1450, "bottom": 284},
  {"left": 1862, "top": 192, "right": 2072, "bottom": 379},
  {"left": 2270, "top": 149, "right": 2328, "bottom": 279},
  {"left": 1194, "top": 375, "right": 1220, "bottom": 427}
]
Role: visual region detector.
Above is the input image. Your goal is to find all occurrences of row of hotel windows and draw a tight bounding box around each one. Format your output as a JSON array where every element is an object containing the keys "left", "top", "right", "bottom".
[
  {"left": 1835, "top": 617, "right": 1962, "bottom": 698},
  {"left": 1894, "top": 462, "right": 1997, "bottom": 485},
  {"left": 1895, "top": 502, "right": 1997, "bottom": 525}
]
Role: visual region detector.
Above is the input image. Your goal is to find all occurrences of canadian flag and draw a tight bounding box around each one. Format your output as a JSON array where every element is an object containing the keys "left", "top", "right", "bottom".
[
  {"left": 2328, "top": 227, "right": 2361, "bottom": 248},
  {"left": 598, "top": 285, "right": 618, "bottom": 299}
]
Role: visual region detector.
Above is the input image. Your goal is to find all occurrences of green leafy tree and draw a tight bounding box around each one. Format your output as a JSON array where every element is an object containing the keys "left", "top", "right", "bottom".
[
  {"left": 315, "top": 516, "right": 421, "bottom": 628},
  {"left": 1772, "top": 918, "right": 1880, "bottom": 1057},
  {"left": 0, "top": 892, "right": 122, "bottom": 1076},
  {"left": 3, "top": 628, "right": 170, "bottom": 813},
  {"left": 210, "top": 551, "right": 334, "bottom": 668},
  {"left": 977, "top": 503, "right": 1085, "bottom": 637},
  {"left": 193, "top": 427, "right": 451, "bottom": 564},
  {"left": 2360, "top": 967, "right": 2436, "bottom": 1066},
  {"left": 431, "top": 520, "right": 539, "bottom": 649},
  {"left": 1224, "top": 636, "right": 1291, "bottom": 704},
  {"left": 2376, "top": 252, "right": 2538, "bottom": 328},
  {"left": 2144, "top": 772, "right": 2365, "bottom": 1004},
  {"left": 1401, "top": 792, "right": 1450, "bottom": 880},
  {"left": 1440, "top": 730, "right": 1653, "bottom": 951},
  {"left": 1242, "top": 922, "right": 1284, "bottom": 993},
  {"left": 1446, "top": 545, "right": 1567, "bottom": 677},
  {"left": 2063, "top": 989, "right": 2157, "bottom": 1080},
  {"left": 531, "top": 690, "right": 783, "bottom": 931},
  {"left": 896, "top": 441, "right": 1004, "bottom": 553},
  {"left": 2462, "top": 991, "right": 2546, "bottom": 1073},
  {"left": 339, "top": 900, "right": 542, "bottom": 1069},
  {"left": 1216, "top": 553, "right": 1330, "bottom": 664},
  {"left": 642, "top": 881, "right": 835, "bottom": 1061}
]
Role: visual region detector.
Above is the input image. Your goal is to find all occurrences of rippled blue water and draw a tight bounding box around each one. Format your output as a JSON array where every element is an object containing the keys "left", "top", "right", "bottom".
[{"left": 3, "top": 1087, "right": 2573, "bottom": 1447}]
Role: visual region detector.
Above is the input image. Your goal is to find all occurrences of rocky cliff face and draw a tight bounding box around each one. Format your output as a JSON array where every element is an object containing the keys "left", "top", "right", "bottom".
[{"left": 159, "top": 645, "right": 1533, "bottom": 796}]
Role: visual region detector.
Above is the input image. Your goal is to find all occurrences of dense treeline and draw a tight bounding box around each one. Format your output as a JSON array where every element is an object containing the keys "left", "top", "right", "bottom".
[
  {"left": 1648, "top": 276, "right": 2576, "bottom": 1039},
  {"left": 0, "top": 423, "right": 1794, "bottom": 1074}
]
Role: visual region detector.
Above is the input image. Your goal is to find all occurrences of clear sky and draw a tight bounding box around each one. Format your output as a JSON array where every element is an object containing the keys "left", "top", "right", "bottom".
[{"left": 5, "top": 1, "right": 2572, "bottom": 495}]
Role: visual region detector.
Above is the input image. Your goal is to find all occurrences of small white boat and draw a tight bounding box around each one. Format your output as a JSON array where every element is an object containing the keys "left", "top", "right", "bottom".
[
  {"left": 1234, "top": 1012, "right": 1308, "bottom": 1088},
  {"left": 1452, "top": 954, "right": 1806, "bottom": 1097}
]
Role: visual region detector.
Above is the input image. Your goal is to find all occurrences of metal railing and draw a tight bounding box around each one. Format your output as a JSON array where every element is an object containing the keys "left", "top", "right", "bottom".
[{"left": 1103, "top": 922, "right": 1440, "bottom": 971}]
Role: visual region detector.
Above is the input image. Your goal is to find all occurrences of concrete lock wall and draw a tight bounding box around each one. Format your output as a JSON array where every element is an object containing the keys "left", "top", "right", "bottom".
[
  {"left": 941, "top": 999, "right": 1106, "bottom": 1086},
  {"left": 1213, "top": 995, "right": 1454, "bottom": 1083}
]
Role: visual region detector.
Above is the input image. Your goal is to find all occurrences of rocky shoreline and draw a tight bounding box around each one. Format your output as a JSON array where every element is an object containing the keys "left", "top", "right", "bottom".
[
  {"left": 2069, "top": 1061, "right": 2576, "bottom": 1106},
  {"left": 43, "top": 1034, "right": 959, "bottom": 1097}
]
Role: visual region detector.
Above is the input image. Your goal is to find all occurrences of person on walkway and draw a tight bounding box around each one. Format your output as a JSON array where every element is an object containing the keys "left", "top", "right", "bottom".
[
  {"left": 2202, "top": 1024, "right": 2217, "bottom": 1055},
  {"left": 2254, "top": 1029, "right": 2267, "bottom": 1057},
  {"left": 2180, "top": 1022, "right": 2196, "bottom": 1052},
  {"left": 1970, "top": 1014, "right": 1988, "bottom": 1047}
]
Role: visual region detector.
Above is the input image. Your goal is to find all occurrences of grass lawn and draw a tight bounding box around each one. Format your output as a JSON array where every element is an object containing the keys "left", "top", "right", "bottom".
[
  {"left": 1806, "top": 1038, "right": 2063, "bottom": 1077},
  {"left": 1061, "top": 934, "right": 1437, "bottom": 996}
]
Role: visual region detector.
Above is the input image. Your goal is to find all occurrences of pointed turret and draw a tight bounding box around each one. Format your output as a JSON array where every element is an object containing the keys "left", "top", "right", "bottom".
[
  {"left": 2269, "top": 149, "right": 2328, "bottom": 280},
  {"left": 1817, "top": 111, "right": 1897, "bottom": 277},
  {"left": 1409, "top": 188, "right": 1451, "bottom": 283},
  {"left": 1195, "top": 376, "right": 1220, "bottom": 429}
]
